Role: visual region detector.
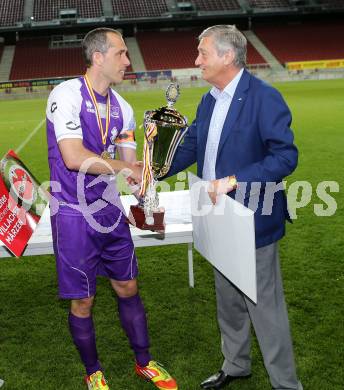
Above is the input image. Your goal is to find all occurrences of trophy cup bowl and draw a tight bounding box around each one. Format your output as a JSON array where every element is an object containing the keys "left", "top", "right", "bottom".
[{"left": 129, "top": 84, "right": 188, "bottom": 232}]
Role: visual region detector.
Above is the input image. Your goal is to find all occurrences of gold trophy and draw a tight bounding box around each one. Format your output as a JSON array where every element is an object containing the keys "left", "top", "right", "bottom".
[{"left": 129, "top": 84, "right": 188, "bottom": 232}]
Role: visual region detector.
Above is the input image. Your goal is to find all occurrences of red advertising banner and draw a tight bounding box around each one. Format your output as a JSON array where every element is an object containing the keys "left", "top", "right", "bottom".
[{"left": 0, "top": 150, "right": 48, "bottom": 257}]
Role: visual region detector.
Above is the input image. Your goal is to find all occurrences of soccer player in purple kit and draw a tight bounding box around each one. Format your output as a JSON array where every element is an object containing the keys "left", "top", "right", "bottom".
[{"left": 46, "top": 28, "right": 178, "bottom": 390}]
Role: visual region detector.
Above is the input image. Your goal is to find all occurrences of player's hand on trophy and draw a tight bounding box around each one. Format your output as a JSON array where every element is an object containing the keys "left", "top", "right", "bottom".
[
  {"left": 126, "top": 163, "right": 142, "bottom": 184},
  {"left": 124, "top": 161, "right": 143, "bottom": 192},
  {"left": 128, "top": 161, "right": 143, "bottom": 190}
]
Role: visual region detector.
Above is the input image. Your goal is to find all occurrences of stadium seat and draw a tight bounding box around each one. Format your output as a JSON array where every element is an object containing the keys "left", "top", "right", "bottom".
[
  {"left": 254, "top": 21, "right": 344, "bottom": 63},
  {"left": 247, "top": 41, "right": 267, "bottom": 65},
  {"left": 112, "top": 0, "right": 168, "bottom": 18},
  {"left": 0, "top": 0, "right": 24, "bottom": 26},
  {"left": 136, "top": 30, "right": 199, "bottom": 70},
  {"left": 9, "top": 37, "right": 133, "bottom": 80},
  {"left": 33, "top": 0, "right": 103, "bottom": 21},
  {"left": 248, "top": 0, "right": 291, "bottom": 8},
  {"left": 192, "top": 0, "right": 240, "bottom": 11},
  {"left": 10, "top": 38, "right": 85, "bottom": 80},
  {"left": 136, "top": 30, "right": 266, "bottom": 70}
]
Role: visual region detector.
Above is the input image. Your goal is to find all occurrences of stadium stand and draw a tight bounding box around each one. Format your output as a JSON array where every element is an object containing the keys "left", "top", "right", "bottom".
[
  {"left": 254, "top": 22, "right": 344, "bottom": 63},
  {"left": 192, "top": 0, "right": 240, "bottom": 11},
  {"left": 248, "top": 0, "right": 291, "bottom": 8},
  {"left": 33, "top": 0, "right": 103, "bottom": 21},
  {"left": 247, "top": 41, "right": 267, "bottom": 65},
  {"left": 136, "top": 30, "right": 266, "bottom": 70},
  {"left": 0, "top": 0, "right": 24, "bottom": 27},
  {"left": 136, "top": 30, "right": 199, "bottom": 70},
  {"left": 9, "top": 37, "right": 134, "bottom": 80},
  {"left": 112, "top": 0, "right": 169, "bottom": 19},
  {"left": 7, "top": 31, "right": 265, "bottom": 79},
  {"left": 10, "top": 38, "right": 85, "bottom": 80},
  {"left": 317, "top": 0, "right": 344, "bottom": 9}
]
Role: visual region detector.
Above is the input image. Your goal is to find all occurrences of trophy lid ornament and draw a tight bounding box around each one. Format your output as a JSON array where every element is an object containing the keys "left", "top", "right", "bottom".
[
  {"left": 144, "top": 83, "right": 187, "bottom": 130},
  {"left": 166, "top": 83, "right": 180, "bottom": 108}
]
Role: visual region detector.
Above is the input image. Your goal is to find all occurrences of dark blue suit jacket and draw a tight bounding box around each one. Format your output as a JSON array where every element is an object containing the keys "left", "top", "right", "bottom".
[{"left": 167, "top": 69, "right": 298, "bottom": 248}]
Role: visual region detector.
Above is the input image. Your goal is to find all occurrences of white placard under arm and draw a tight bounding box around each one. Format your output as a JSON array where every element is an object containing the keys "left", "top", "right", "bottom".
[{"left": 188, "top": 172, "right": 257, "bottom": 303}]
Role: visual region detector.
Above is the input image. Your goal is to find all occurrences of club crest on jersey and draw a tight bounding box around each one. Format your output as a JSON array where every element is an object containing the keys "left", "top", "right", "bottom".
[
  {"left": 8, "top": 165, "right": 36, "bottom": 204},
  {"left": 85, "top": 100, "right": 95, "bottom": 114},
  {"left": 111, "top": 106, "right": 120, "bottom": 119}
]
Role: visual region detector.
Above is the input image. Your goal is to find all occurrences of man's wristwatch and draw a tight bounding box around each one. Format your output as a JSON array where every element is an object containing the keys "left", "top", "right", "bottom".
[{"left": 228, "top": 175, "right": 238, "bottom": 190}]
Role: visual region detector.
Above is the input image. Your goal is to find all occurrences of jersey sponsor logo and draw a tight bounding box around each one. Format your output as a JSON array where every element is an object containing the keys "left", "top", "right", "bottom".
[
  {"left": 110, "top": 106, "right": 120, "bottom": 119},
  {"left": 86, "top": 100, "right": 93, "bottom": 109},
  {"left": 50, "top": 102, "right": 57, "bottom": 113},
  {"left": 65, "top": 121, "right": 81, "bottom": 131}
]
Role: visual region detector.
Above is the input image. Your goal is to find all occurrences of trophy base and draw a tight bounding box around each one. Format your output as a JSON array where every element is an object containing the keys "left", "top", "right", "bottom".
[{"left": 128, "top": 204, "right": 165, "bottom": 232}]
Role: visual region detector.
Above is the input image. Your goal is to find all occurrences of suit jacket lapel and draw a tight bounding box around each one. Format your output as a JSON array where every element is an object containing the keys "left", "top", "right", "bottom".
[{"left": 216, "top": 69, "right": 250, "bottom": 160}]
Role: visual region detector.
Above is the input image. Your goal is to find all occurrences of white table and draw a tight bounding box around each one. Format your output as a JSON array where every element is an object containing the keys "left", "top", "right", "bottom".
[{"left": 0, "top": 190, "right": 195, "bottom": 287}]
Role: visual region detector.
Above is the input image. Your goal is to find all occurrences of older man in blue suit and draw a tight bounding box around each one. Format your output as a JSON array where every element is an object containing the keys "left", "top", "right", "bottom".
[{"left": 167, "top": 25, "right": 303, "bottom": 389}]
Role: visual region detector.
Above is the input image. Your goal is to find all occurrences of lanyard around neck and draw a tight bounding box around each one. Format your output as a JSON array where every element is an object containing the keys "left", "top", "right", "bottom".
[{"left": 84, "top": 74, "right": 110, "bottom": 149}]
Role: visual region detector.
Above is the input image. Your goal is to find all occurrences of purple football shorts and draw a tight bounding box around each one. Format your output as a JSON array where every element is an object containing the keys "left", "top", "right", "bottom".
[{"left": 50, "top": 206, "right": 138, "bottom": 299}]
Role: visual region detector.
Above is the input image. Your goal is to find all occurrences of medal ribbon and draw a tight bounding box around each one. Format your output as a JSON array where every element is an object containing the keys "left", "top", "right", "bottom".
[
  {"left": 84, "top": 74, "right": 110, "bottom": 150},
  {"left": 139, "top": 122, "right": 157, "bottom": 197}
]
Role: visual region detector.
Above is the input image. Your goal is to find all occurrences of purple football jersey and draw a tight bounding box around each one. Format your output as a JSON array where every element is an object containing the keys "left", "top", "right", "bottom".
[{"left": 46, "top": 77, "right": 136, "bottom": 215}]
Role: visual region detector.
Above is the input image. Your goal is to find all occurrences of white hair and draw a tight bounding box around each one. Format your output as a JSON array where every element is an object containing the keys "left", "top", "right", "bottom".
[{"left": 199, "top": 25, "right": 247, "bottom": 68}]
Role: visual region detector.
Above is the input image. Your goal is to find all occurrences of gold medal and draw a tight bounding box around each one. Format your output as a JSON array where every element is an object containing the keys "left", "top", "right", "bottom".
[{"left": 101, "top": 150, "right": 111, "bottom": 160}]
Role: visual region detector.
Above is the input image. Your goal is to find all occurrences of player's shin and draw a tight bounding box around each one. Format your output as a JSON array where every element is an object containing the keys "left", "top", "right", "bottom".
[
  {"left": 117, "top": 293, "right": 151, "bottom": 366},
  {"left": 68, "top": 312, "right": 102, "bottom": 375}
]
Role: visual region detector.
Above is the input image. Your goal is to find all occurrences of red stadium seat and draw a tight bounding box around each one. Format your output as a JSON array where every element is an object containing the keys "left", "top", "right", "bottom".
[
  {"left": 136, "top": 30, "right": 199, "bottom": 70},
  {"left": 10, "top": 38, "right": 85, "bottom": 80},
  {"left": 136, "top": 30, "right": 266, "bottom": 71},
  {"left": 247, "top": 42, "right": 267, "bottom": 65},
  {"left": 254, "top": 21, "right": 344, "bottom": 63},
  {"left": 9, "top": 37, "right": 133, "bottom": 80}
]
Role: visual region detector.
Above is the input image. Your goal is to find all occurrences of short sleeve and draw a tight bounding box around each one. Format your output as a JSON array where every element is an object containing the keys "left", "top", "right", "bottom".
[
  {"left": 112, "top": 90, "right": 136, "bottom": 150},
  {"left": 46, "top": 80, "right": 83, "bottom": 143}
]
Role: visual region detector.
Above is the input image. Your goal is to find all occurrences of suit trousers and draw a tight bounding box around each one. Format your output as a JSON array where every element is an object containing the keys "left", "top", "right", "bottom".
[{"left": 214, "top": 242, "right": 303, "bottom": 389}]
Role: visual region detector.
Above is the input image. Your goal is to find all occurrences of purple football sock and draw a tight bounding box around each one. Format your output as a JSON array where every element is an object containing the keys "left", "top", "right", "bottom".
[
  {"left": 68, "top": 312, "right": 102, "bottom": 376},
  {"left": 117, "top": 293, "right": 151, "bottom": 367}
]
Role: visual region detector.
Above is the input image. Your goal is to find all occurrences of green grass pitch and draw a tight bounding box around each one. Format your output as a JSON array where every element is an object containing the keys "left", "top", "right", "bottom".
[{"left": 0, "top": 79, "right": 343, "bottom": 389}]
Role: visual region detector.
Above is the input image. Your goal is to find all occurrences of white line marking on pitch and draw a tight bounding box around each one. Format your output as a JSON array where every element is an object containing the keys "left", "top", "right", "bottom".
[
  {"left": 15, "top": 118, "right": 45, "bottom": 154},
  {"left": 0, "top": 119, "right": 40, "bottom": 126}
]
